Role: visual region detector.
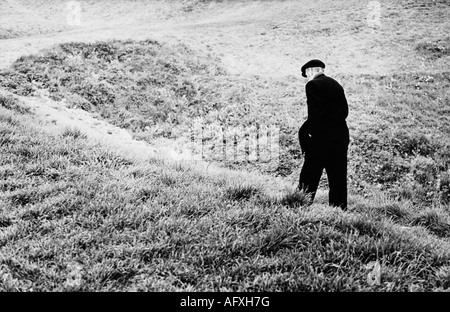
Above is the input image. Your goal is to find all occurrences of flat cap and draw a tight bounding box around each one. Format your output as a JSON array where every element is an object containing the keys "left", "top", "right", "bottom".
[{"left": 301, "top": 59, "right": 325, "bottom": 77}]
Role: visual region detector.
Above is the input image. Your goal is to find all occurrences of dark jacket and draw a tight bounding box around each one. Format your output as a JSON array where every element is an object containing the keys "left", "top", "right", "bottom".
[{"left": 299, "top": 73, "right": 349, "bottom": 153}]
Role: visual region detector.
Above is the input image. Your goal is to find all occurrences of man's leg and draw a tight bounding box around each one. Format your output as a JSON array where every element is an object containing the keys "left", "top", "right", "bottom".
[
  {"left": 325, "top": 142, "right": 348, "bottom": 210},
  {"left": 299, "top": 148, "right": 324, "bottom": 205}
]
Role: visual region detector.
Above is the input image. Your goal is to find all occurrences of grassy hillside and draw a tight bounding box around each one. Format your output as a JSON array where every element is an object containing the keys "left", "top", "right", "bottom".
[
  {"left": 2, "top": 94, "right": 450, "bottom": 291},
  {"left": 1, "top": 38, "right": 449, "bottom": 207},
  {"left": 0, "top": 0, "right": 225, "bottom": 39},
  {"left": 1, "top": 0, "right": 450, "bottom": 292}
]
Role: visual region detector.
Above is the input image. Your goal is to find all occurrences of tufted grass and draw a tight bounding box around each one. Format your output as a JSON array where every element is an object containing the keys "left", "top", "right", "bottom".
[{"left": 1, "top": 100, "right": 450, "bottom": 291}]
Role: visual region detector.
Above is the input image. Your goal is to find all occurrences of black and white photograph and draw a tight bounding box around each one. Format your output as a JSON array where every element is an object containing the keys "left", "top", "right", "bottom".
[{"left": 0, "top": 0, "right": 450, "bottom": 302}]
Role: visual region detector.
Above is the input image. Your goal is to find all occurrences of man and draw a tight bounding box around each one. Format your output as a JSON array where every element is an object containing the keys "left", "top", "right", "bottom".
[{"left": 298, "top": 59, "right": 349, "bottom": 210}]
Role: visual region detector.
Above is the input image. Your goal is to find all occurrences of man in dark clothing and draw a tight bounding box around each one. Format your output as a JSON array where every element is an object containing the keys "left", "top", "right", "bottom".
[{"left": 298, "top": 59, "right": 350, "bottom": 210}]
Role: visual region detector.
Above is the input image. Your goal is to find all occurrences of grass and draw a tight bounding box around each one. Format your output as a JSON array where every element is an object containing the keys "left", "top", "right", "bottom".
[
  {"left": 416, "top": 37, "right": 450, "bottom": 60},
  {"left": 1, "top": 97, "right": 450, "bottom": 291},
  {"left": 224, "top": 183, "right": 262, "bottom": 201},
  {"left": 0, "top": 93, "right": 31, "bottom": 114},
  {"left": 60, "top": 126, "right": 88, "bottom": 140},
  {"left": 1, "top": 38, "right": 449, "bottom": 207}
]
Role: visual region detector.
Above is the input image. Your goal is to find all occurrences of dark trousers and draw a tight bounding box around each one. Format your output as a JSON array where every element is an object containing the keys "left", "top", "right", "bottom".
[{"left": 299, "top": 139, "right": 348, "bottom": 209}]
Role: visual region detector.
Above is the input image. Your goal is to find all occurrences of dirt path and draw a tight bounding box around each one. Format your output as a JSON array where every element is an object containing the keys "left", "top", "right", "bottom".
[{"left": 0, "top": 87, "right": 161, "bottom": 159}]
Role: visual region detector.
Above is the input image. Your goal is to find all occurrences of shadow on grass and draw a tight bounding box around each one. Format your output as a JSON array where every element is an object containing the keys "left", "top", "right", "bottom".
[{"left": 411, "top": 210, "right": 450, "bottom": 238}]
